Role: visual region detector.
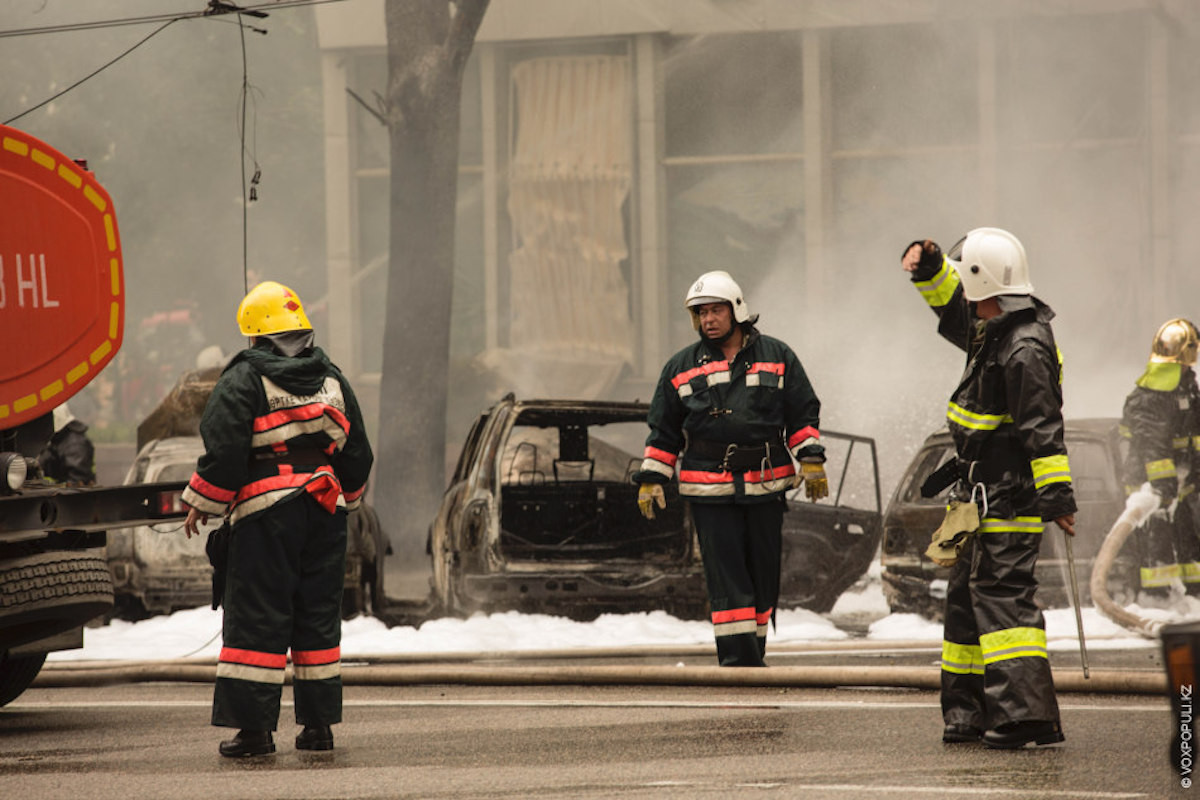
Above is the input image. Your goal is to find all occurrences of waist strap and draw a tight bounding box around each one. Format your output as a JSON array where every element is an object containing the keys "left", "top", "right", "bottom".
[
  {"left": 251, "top": 447, "right": 330, "bottom": 468},
  {"left": 685, "top": 437, "right": 788, "bottom": 471}
]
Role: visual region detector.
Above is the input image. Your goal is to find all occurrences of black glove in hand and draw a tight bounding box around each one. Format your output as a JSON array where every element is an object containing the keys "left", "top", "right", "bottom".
[{"left": 1152, "top": 476, "right": 1179, "bottom": 504}]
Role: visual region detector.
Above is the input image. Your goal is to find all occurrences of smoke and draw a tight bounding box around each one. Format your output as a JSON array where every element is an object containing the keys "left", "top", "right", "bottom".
[
  {"left": 5, "top": 2, "right": 1198, "bottom": 500},
  {"left": 1, "top": 0, "right": 325, "bottom": 434}
]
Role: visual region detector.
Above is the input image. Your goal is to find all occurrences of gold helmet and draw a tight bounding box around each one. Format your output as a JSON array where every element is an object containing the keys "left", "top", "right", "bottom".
[
  {"left": 1149, "top": 318, "right": 1199, "bottom": 365},
  {"left": 237, "top": 281, "right": 312, "bottom": 336}
]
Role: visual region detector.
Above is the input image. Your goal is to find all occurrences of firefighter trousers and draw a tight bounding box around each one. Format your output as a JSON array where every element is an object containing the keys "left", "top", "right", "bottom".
[
  {"left": 691, "top": 499, "right": 784, "bottom": 667},
  {"left": 940, "top": 530, "right": 1060, "bottom": 732},
  {"left": 1140, "top": 489, "right": 1200, "bottom": 591},
  {"left": 212, "top": 493, "right": 347, "bottom": 731}
]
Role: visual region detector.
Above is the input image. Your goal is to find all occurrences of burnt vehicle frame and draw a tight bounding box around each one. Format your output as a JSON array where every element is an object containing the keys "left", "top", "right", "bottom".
[
  {"left": 428, "top": 395, "right": 882, "bottom": 620},
  {"left": 880, "top": 417, "right": 1140, "bottom": 621},
  {"left": 107, "top": 435, "right": 388, "bottom": 621}
]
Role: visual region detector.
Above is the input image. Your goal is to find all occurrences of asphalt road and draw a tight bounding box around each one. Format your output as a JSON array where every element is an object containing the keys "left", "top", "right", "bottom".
[{"left": 0, "top": 676, "right": 1190, "bottom": 799}]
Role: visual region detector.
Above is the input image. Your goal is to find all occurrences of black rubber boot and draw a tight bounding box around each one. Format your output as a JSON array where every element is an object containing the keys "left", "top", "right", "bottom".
[
  {"left": 219, "top": 729, "right": 275, "bottom": 757},
  {"left": 296, "top": 725, "right": 334, "bottom": 751},
  {"left": 982, "top": 720, "right": 1064, "bottom": 749}
]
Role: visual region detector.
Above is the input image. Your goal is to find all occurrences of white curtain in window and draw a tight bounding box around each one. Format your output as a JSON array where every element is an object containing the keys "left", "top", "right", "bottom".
[{"left": 483, "top": 55, "right": 633, "bottom": 400}]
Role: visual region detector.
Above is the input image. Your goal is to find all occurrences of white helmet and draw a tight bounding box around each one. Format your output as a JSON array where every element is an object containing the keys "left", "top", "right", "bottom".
[
  {"left": 685, "top": 270, "right": 750, "bottom": 330},
  {"left": 946, "top": 227, "right": 1033, "bottom": 302}
]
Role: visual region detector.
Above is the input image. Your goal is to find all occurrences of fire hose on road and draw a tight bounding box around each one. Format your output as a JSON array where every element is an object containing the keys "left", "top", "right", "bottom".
[
  {"left": 32, "top": 639, "right": 1166, "bottom": 694},
  {"left": 1089, "top": 485, "right": 1166, "bottom": 640}
]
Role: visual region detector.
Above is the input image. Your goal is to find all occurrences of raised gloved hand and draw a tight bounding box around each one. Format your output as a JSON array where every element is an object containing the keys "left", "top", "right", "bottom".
[
  {"left": 637, "top": 483, "right": 666, "bottom": 520},
  {"left": 901, "top": 239, "right": 943, "bottom": 281},
  {"left": 799, "top": 460, "right": 828, "bottom": 501}
]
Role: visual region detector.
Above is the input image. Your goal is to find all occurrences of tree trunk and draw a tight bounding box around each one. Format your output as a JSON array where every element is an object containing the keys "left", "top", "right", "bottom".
[{"left": 378, "top": 0, "right": 489, "bottom": 590}]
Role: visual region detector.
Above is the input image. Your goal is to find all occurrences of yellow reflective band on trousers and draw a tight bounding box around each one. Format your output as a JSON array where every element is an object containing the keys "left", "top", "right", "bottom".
[
  {"left": 915, "top": 261, "right": 960, "bottom": 308},
  {"left": 947, "top": 402, "right": 1013, "bottom": 431},
  {"left": 1031, "top": 454, "right": 1072, "bottom": 490},
  {"left": 979, "top": 626, "right": 1048, "bottom": 665},
  {"left": 941, "top": 641, "right": 984, "bottom": 675},
  {"left": 1144, "top": 458, "right": 1177, "bottom": 482},
  {"left": 978, "top": 516, "right": 1044, "bottom": 535},
  {"left": 1141, "top": 563, "right": 1183, "bottom": 588}
]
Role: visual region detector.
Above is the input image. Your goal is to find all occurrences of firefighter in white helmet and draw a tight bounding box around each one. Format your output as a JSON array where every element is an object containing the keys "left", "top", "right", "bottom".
[
  {"left": 901, "top": 230, "right": 1075, "bottom": 749},
  {"left": 632, "top": 270, "right": 827, "bottom": 667},
  {"left": 182, "top": 280, "right": 374, "bottom": 757},
  {"left": 1119, "top": 318, "right": 1200, "bottom": 596}
]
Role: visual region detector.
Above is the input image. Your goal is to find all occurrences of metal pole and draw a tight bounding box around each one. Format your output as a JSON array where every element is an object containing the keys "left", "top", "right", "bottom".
[{"left": 1065, "top": 532, "right": 1090, "bottom": 678}]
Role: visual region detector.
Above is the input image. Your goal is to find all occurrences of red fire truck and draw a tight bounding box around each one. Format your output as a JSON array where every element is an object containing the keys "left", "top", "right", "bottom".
[{"left": 0, "top": 124, "right": 186, "bottom": 706}]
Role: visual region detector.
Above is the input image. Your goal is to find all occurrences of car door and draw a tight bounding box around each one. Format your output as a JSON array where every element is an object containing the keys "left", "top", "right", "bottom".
[{"left": 779, "top": 430, "right": 883, "bottom": 613}]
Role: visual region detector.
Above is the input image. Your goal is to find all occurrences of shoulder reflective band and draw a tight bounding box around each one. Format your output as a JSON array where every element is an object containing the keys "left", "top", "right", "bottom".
[
  {"left": 1031, "top": 454, "right": 1072, "bottom": 489},
  {"left": 1145, "top": 458, "right": 1177, "bottom": 482},
  {"left": 947, "top": 401, "right": 1012, "bottom": 431},
  {"left": 979, "top": 626, "right": 1048, "bottom": 664},
  {"left": 914, "top": 259, "right": 960, "bottom": 308},
  {"left": 978, "top": 516, "right": 1045, "bottom": 534},
  {"left": 941, "top": 641, "right": 984, "bottom": 675}
]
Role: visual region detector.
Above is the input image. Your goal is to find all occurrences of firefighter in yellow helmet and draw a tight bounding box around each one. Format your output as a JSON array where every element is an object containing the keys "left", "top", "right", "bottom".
[
  {"left": 632, "top": 270, "right": 827, "bottom": 667},
  {"left": 1120, "top": 318, "right": 1200, "bottom": 597},
  {"left": 182, "top": 281, "right": 374, "bottom": 757},
  {"left": 901, "top": 231, "right": 1074, "bottom": 749}
]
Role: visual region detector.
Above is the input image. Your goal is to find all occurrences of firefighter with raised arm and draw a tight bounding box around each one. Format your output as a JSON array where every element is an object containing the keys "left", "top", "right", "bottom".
[
  {"left": 181, "top": 281, "right": 374, "bottom": 758},
  {"left": 632, "top": 270, "right": 827, "bottom": 667},
  {"left": 901, "top": 229, "right": 1076, "bottom": 749},
  {"left": 1119, "top": 318, "right": 1200, "bottom": 596}
]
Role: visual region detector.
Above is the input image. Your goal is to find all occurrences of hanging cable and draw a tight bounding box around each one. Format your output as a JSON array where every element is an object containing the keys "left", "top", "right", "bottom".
[
  {"left": 236, "top": 15, "right": 261, "bottom": 295},
  {"left": 0, "top": 0, "right": 345, "bottom": 39},
  {"left": 4, "top": 19, "right": 181, "bottom": 125}
]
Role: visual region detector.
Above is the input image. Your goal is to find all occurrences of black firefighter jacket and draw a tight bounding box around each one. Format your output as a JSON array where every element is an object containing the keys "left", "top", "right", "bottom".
[
  {"left": 911, "top": 258, "right": 1076, "bottom": 525},
  {"left": 633, "top": 326, "right": 824, "bottom": 504},
  {"left": 1120, "top": 361, "right": 1200, "bottom": 497},
  {"left": 182, "top": 341, "right": 374, "bottom": 526}
]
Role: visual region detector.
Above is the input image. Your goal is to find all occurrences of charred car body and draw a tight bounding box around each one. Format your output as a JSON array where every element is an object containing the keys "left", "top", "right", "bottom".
[
  {"left": 880, "top": 418, "right": 1138, "bottom": 621},
  {"left": 429, "top": 395, "right": 882, "bottom": 620},
  {"left": 109, "top": 411, "right": 388, "bottom": 620}
]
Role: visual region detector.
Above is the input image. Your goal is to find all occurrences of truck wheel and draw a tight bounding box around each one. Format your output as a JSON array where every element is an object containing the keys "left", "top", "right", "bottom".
[
  {"left": 0, "top": 551, "right": 114, "bottom": 651},
  {"left": 0, "top": 652, "right": 47, "bottom": 707}
]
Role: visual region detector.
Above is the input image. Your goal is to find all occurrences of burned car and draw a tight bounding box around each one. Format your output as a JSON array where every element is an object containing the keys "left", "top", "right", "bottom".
[
  {"left": 428, "top": 395, "right": 882, "bottom": 620},
  {"left": 880, "top": 418, "right": 1139, "bottom": 621},
  {"left": 107, "top": 436, "right": 387, "bottom": 620}
]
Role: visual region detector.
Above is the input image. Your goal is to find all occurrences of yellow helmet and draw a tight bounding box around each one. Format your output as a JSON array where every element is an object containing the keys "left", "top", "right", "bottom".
[
  {"left": 237, "top": 281, "right": 312, "bottom": 336},
  {"left": 1150, "top": 318, "right": 1199, "bottom": 365}
]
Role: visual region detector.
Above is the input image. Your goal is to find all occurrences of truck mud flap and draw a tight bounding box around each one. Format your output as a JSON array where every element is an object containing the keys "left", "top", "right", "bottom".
[
  {"left": 0, "top": 652, "right": 47, "bottom": 707},
  {"left": 0, "top": 551, "right": 114, "bottom": 652}
]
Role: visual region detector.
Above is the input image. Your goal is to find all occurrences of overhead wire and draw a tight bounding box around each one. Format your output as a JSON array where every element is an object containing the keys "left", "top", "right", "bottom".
[
  {"left": 1, "top": 0, "right": 337, "bottom": 297},
  {"left": 0, "top": 0, "right": 344, "bottom": 38},
  {"left": 3, "top": 19, "right": 182, "bottom": 125}
]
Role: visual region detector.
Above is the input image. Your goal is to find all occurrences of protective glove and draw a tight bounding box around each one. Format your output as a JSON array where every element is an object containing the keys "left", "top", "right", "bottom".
[
  {"left": 926, "top": 500, "right": 980, "bottom": 568},
  {"left": 637, "top": 483, "right": 666, "bottom": 520},
  {"left": 1151, "top": 476, "right": 1179, "bottom": 505},
  {"left": 902, "top": 239, "right": 943, "bottom": 281},
  {"left": 799, "top": 460, "right": 828, "bottom": 501}
]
